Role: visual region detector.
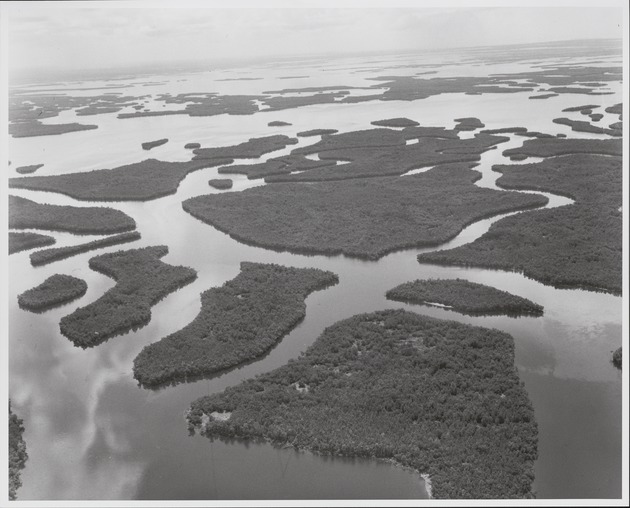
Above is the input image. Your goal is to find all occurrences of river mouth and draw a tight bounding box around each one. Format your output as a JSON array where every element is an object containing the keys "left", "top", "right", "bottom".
[{"left": 7, "top": 47, "right": 623, "bottom": 500}]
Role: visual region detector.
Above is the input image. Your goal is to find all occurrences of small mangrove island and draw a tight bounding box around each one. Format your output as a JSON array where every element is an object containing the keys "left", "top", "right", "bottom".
[
  {"left": 371, "top": 118, "right": 419, "bottom": 128},
  {"left": 15, "top": 164, "right": 43, "bottom": 175},
  {"left": 9, "top": 231, "right": 56, "bottom": 255},
  {"left": 386, "top": 278, "right": 543, "bottom": 316},
  {"left": 60, "top": 246, "right": 197, "bottom": 348},
  {"left": 9, "top": 195, "right": 136, "bottom": 234},
  {"left": 187, "top": 309, "right": 538, "bottom": 499},
  {"left": 208, "top": 178, "right": 233, "bottom": 190},
  {"left": 18, "top": 274, "right": 87, "bottom": 312},
  {"left": 133, "top": 262, "right": 338, "bottom": 387},
  {"left": 454, "top": 117, "right": 485, "bottom": 131},
  {"left": 142, "top": 138, "right": 169, "bottom": 150},
  {"left": 29, "top": 231, "right": 141, "bottom": 266}
]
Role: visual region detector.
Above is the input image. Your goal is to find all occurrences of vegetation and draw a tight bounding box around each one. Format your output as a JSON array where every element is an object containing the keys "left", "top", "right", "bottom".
[
  {"left": 263, "top": 85, "right": 361, "bottom": 94},
  {"left": 30, "top": 231, "right": 141, "bottom": 266},
  {"left": 503, "top": 138, "right": 621, "bottom": 158},
  {"left": 612, "top": 347, "right": 622, "bottom": 369},
  {"left": 59, "top": 246, "right": 197, "bottom": 347},
  {"left": 419, "top": 205, "right": 621, "bottom": 294},
  {"left": 142, "top": 138, "right": 168, "bottom": 150},
  {"left": 419, "top": 153, "right": 621, "bottom": 294},
  {"left": 133, "top": 262, "right": 338, "bottom": 387},
  {"left": 491, "top": 66, "right": 621, "bottom": 89},
  {"left": 552, "top": 118, "right": 621, "bottom": 137},
  {"left": 481, "top": 127, "right": 528, "bottom": 134},
  {"left": 369, "top": 75, "right": 535, "bottom": 102},
  {"left": 218, "top": 155, "right": 335, "bottom": 180},
  {"left": 291, "top": 128, "right": 406, "bottom": 154},
  {"left": 386, "top": 278, "right": 543, "bottom": 316},
  {"left": 268, "top": 121, "right": 292, "bottom": 126},
  {"left": 9, "top": 159, "right": 232, "bottom": 201},
  {"left": 371, "top": 118, "right": 419, "bottom": 128},
  {"left": 184, "top": 142, "right": 201, "bottom": 149},
  {"left": 401, "top": 126, "right": 460, "bottom": 139},
  {"left": 183, "top": 164, "right": 547, "bottom": 260},
  {"left": 296, "top": 129, "right": 339, "bottom": 137},
  {"left": 75, "top": 105, "right": 123, "bottom": 116},
  {"left": 9, "top": 121, "right": 98, "bottom": 138},
  {"left": 9, "top": 231, "right": 55, "bottom": 255},
  {"left": 546, "top": 87, "right": 612, "bottom": 95},
  {"left": 493, "top": 154, "right": 621, "bottom": 204},
  {"left": 515, "top": 131, "right": 553, "bottom": 139},
  {"left": 15, "top": 164, "right": 43, "bottom": 174},
  {"left": 117, "top": 93, "right": 261, "bottom": 118},
  {"left": 605, "top": 103, "right": 622, "bottom": 116},
  {"left": 528, "top": 94, "right": 558, "bottom": 99},
  {"left": 271, "top": 130, "right": 509, "bottom": 183},
  {"left": 208, "top": 178, "right": 233, "bottom": 190},
  {"left": 454, "top": 117, "right": 485, "bottom": 131},
  {"left": 562, "top": 104, "right": 600, "bottom": 112},
  {"left": 18, "top": 274, "right": 87, "bottom": 312},
  {"left": 9, "top": 402, "right": 28, "bottom": 500},
  {"left": 187, "top": 309, "right": 538, "bottom": 499},
  {"left": 193, "top": 135, "right": 298, "bottom": 160},
  {"left": 262, "top": 92, "right": 348, "bottom": 111},
  {"left": 9, "top": 91, "right": 142, "bottom": 132},
  {"left": 9, "top": 195, "right": 136, "bottom": 234}
]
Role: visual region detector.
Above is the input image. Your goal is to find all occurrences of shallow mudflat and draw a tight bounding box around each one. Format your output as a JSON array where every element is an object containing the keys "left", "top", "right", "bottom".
[{"left": 188, "top": 309, "right": 538, "bottom": 499}]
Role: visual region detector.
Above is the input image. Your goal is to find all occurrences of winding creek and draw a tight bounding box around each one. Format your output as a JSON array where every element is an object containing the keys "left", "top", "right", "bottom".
[{"left": 8, "top": 54, "right": 622, "bottom": 500}]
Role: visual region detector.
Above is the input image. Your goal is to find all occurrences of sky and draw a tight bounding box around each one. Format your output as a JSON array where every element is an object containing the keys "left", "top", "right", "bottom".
[{"left": 2, "top": 1, "right": 626, "bottom": 74}]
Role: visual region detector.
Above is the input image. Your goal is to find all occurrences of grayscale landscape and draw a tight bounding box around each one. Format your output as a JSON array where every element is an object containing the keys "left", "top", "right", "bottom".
[{"left": 3, "top": 2, "right": 626, "bottom": 504}]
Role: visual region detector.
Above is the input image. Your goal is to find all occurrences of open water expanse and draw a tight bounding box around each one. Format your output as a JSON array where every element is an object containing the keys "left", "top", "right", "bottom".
[{"left": 8, "top": 49, "right": 623, "bottom": 499}]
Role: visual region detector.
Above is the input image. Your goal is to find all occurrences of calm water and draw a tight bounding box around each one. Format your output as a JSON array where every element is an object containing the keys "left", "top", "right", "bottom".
[{"left": 7, "top": 51, "right": 623, "bottom": 500}]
